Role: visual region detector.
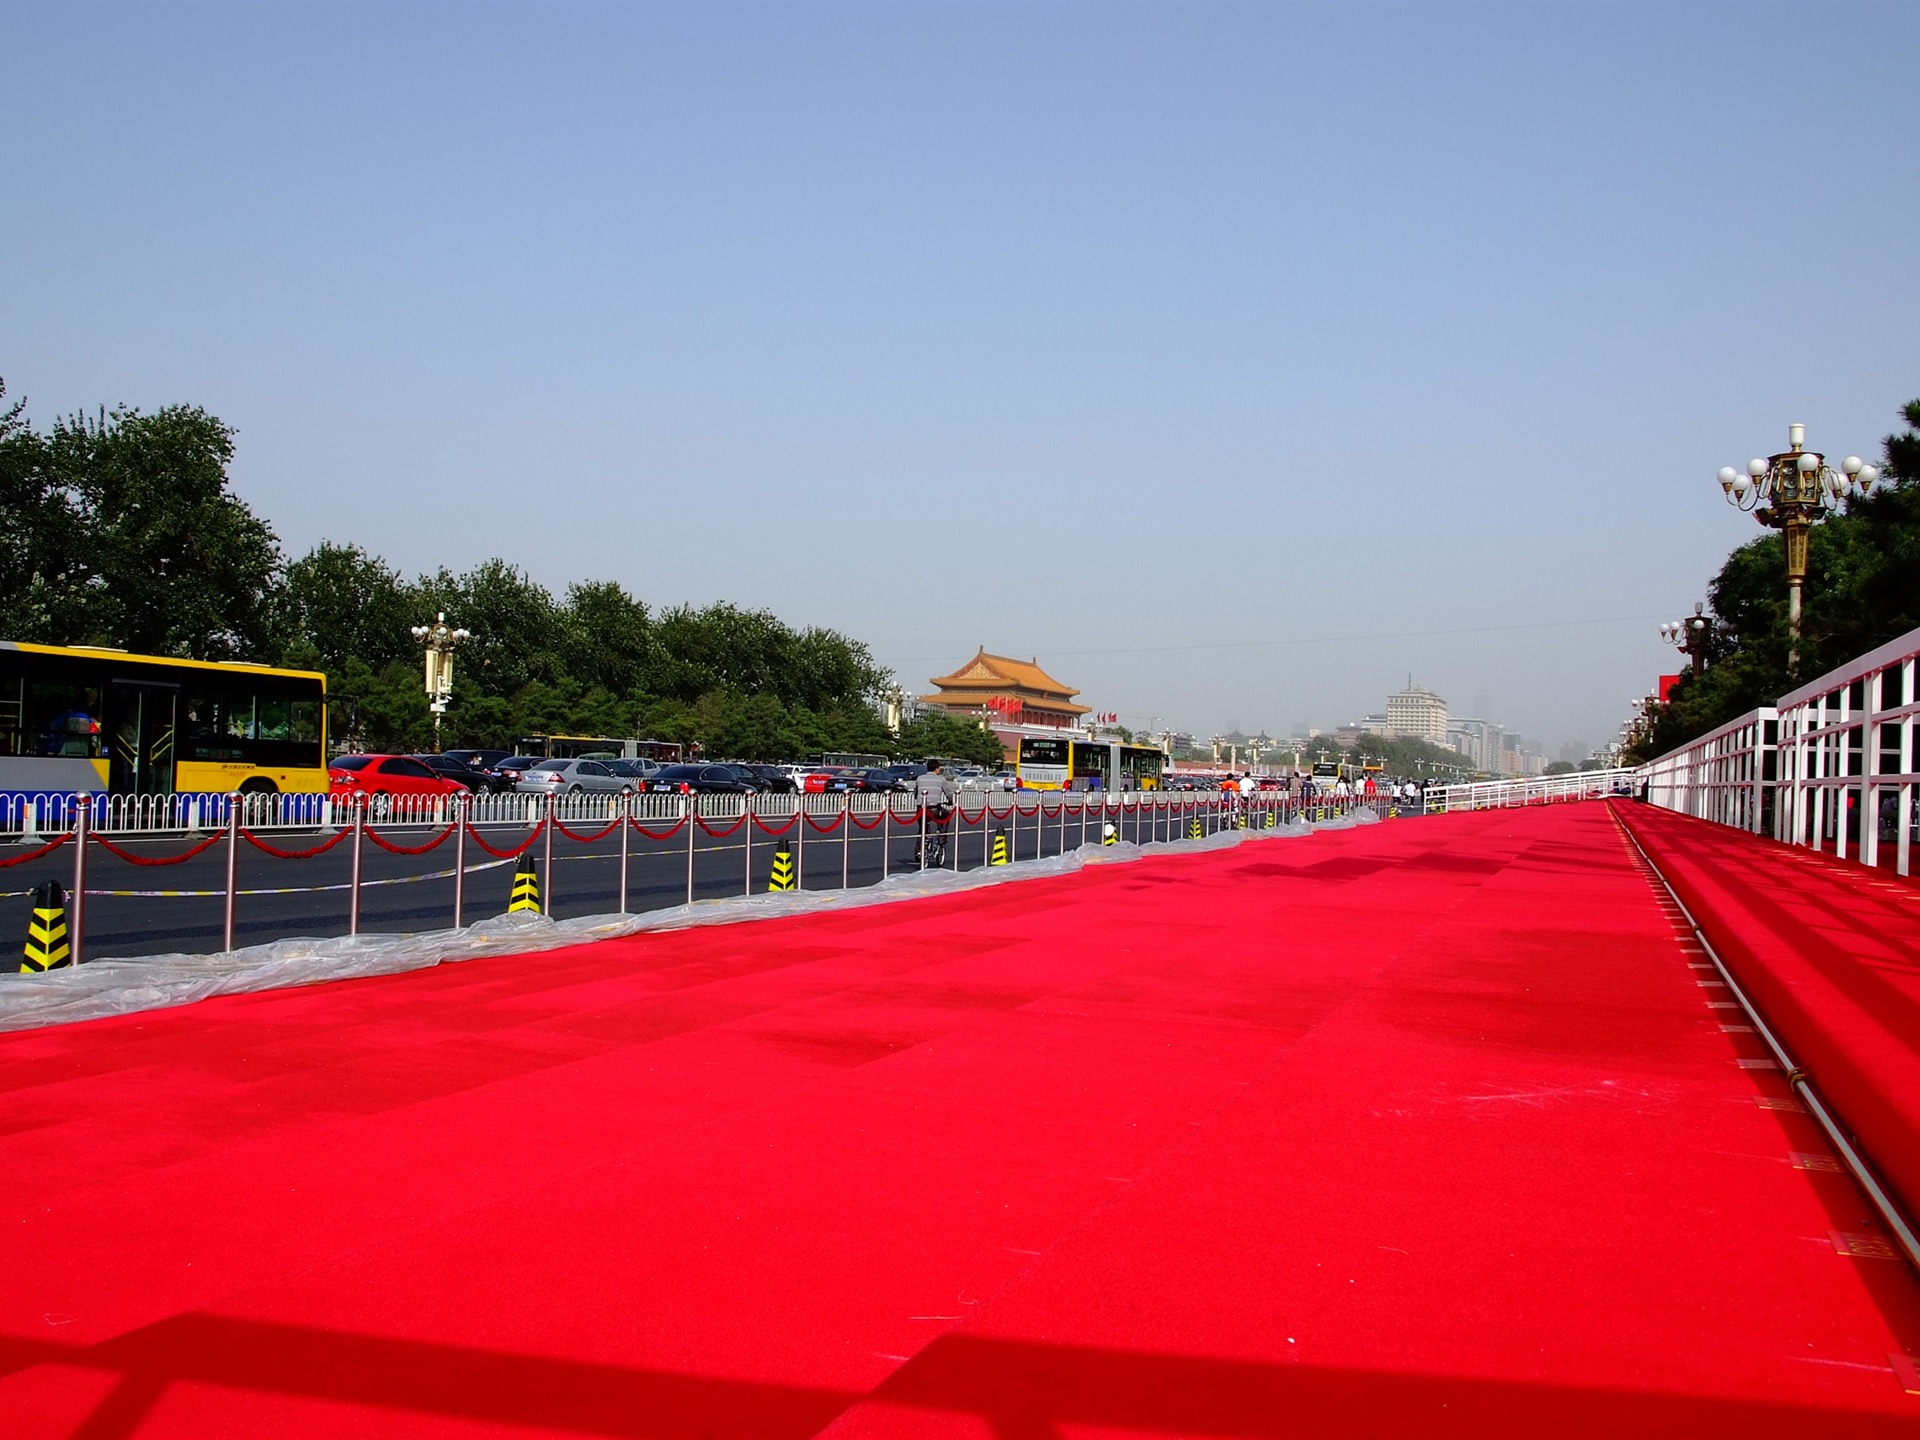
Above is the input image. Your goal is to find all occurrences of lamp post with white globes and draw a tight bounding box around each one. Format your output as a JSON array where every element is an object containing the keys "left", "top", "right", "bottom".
[
  {"left": 411, "top": 613, "right": 471, "bottom": 746},
  {"left": 1717, "top": 423, "right": 1879, "bottom": 670},
  {"left": 1659, "top": 603, "right": 1714, "bottom": 676}
]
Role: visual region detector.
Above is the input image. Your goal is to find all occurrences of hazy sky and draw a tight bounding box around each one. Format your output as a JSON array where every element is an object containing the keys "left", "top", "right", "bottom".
[{"left": 5, "top": 3, "right": 1915, "bottom": 752}]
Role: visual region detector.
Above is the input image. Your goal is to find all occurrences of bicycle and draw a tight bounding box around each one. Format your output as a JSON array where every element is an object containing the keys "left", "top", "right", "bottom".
[{"left": 911, "top": 804, "right": 953, "bottom": 869}]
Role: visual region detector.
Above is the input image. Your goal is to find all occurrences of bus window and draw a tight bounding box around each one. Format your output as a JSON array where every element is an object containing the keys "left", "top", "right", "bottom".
[{"left": 25, "top": 678, "right": 104, "bottom": 758}]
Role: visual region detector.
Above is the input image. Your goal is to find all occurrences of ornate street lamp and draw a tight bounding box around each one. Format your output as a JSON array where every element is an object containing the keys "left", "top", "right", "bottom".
[
  {"left": 1717, "top": 423, "right": 1878, "bottom": 668},
  {"left": 1659, "top": 604, "right": 1714, "bottom": 675},
  {"left": 410, "top": 613, "right": 471, "bottom": 745}
]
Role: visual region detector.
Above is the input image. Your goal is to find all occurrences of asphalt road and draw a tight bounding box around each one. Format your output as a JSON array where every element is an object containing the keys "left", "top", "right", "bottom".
[{"left": 3, "top": 798, "right": 1230, "bottom": 962}]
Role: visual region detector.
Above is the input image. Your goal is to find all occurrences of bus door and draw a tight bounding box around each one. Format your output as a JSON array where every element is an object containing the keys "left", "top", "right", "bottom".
[
  {"left": 1071, "top": 743, "right": 1112, "bottom": 790},
  {"left": 107, "top": 681, "right": 177, "bottom": 794}
]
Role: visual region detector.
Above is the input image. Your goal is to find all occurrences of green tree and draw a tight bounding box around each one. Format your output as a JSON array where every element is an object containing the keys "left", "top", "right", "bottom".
[
  {"left": 894, "top": 712, "right": 1007, "bottom": 768},
  {"left": 0, "top": 379, "right": 92, "bottom": 641},
  {"left": 39, "top": 402, "right": 281, "bottom": 658},
  {"left": 277, "top": 542, "right": 419, "bottom": 676}
]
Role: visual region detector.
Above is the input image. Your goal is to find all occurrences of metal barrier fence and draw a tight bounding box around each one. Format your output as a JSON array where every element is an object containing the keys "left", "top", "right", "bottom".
[
  {"left": 1422, "top": 768, "right": 1638, "bottom": 813},
  {"left": 4, "top": 788, "right": 1381, "bottom": 966},
  {"left": 1638, "top": 620, "right": 1920, "bottom": 877},
  {"left": 1639, "top": 709, "right": 1777, "bottom": 833}
]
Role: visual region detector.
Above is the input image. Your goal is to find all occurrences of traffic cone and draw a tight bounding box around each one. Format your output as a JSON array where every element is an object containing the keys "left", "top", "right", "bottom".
[
  {"left": 1101, "top": 823, "right": 1117, "bottom": 846},
  {"left": 1389, "top": 806, "right": 1399, "bottom": 819},
  {"left": 768, "top": 842, "right": 796, "bottom": 891},
  {"left": 989, "top": 830, "right": 1009, "bottom": 866},
  {"left": 1265, "top": 809, "right": 1276, "bottom": 829},
  {"left": 1188, "top": 816, "right": 1203, "bottom": 839},
  {"left": 508, "top": 854, "right": 541, "bottom": 914},
  {"left": 22, "top": 880, "right": 70, "bottom": 973}
]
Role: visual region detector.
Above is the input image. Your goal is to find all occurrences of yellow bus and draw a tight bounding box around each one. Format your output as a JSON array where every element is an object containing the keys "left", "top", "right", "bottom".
[
  {"left": 1016, "top": 736, "right": 1165, "bottom": 791},
  {"left": 0, "top": 641, "right": 328, "bottom": 799}
]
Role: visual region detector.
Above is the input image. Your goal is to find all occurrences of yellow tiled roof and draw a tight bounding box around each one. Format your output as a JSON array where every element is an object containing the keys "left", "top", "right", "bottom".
[{"left": 923, "top": 649, "right": 1089, "bottom": 714}]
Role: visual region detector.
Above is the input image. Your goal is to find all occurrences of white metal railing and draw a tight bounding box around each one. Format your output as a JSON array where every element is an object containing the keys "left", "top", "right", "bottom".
[
  {"left": 1639, "top": 707, "right": 1778, "bottom": 833},
  {"left": 1423, "top": 768, "right": 1637, "bottom": 813},
  {"left": 1771, "top": 625, "right": 1918, "bottom": 876},
  {"left": 1638, "top": 621, "right": 1920, "bottom": 877}
]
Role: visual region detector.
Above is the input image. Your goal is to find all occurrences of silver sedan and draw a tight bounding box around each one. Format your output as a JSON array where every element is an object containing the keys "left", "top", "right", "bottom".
[{"left": 513, "top": 758, "right": 635, "bottom": 795}]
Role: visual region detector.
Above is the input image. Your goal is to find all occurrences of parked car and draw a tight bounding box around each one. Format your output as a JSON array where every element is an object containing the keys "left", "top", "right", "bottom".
[
  {"left": 440, "top": 748, "right": 512, "bottom": 773},
  {"left": 412, "top": 754, "right": 508, "bottom": 793},
  {"left": 601, "top": 758, "right": 661, "bottom": 786},
  {"left": 885, "top": 763, "right": 927, "bottom": 787},
  {"left": 514, "top": 758, "right": 636, "bottom": 796},
  {"left": 328, "top": 755, "right": 467, "bottom": 801},
  {"left": 841, "top": 766, "right": 911, "bottom": 793},
  {"left": 791, "top": 766, "right": 852, "bottom": 794},
  {"left": 738, "top": 764, "right": 797, "bottom": 794},
  {"left": 487, "top": 756, "right": 544, "bottom": 785},
  {"left": 646, "top": 763, "right": 758, "bottom": 794}
]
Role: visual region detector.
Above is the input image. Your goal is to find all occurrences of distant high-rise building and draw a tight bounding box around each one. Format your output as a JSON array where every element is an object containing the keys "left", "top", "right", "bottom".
[{"left": 1385, "top": 684, "right": 1448, "bottom": 742}]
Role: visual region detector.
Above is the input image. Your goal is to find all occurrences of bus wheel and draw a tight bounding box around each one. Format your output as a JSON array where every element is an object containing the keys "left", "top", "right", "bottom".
[{"left": 237, "top": 778, "right": 279, "bottom": 797}]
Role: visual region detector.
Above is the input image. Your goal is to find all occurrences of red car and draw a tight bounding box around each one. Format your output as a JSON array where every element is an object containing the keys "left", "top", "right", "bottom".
[{"left": 328, "top": 754, "right": 466, "bottom": 799}]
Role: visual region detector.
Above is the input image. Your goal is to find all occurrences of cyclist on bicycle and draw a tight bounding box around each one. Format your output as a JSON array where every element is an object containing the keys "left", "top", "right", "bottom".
[{"left": 913, "top": 759, "right": 957, "bottom": 867}]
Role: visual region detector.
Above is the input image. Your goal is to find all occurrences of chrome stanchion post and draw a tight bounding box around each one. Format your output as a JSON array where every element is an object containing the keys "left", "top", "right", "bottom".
[
  {"left": 542, "top": 791, "right": 556, "bottom": 916},
  {"left": 618, "top": 790, "right": 630, "bottom": 915},
  {"left": 744, "top": 791, "right": 753, "bottom": 895},
  {"left": 223, "top": 792, "right": 241, "bottom": 952},
  {"left": 684, "top": 790, "right": 696, "bottom": 905},
  {"left": 841, "top": 790, "right": 851, "bottom": 890},
  {"left": 918, "top": 802, "right": 927, "bottom": 871},
  {"left": 348, "top": 795, "right": 365, "bottom": 935},
  {"left": 453, "top": 791, "right": 468, "bottom": 929},
  {"left": 882, "top": 796, "right": 891, "bottom": 881},
  {"left": 70, "top": 794, "right": 89, "bottom": 966}
]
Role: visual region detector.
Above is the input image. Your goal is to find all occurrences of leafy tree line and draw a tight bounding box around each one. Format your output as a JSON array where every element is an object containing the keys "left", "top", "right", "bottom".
[
  {"left": 0, "top": 379, "right": 1006, "bottom": 764},
  {"left": 1639, "top": 398, "right": 1920, "bottom": 760}
]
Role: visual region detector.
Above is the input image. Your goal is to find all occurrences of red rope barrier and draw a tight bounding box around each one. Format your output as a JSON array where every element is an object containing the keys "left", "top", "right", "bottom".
[
  {"left": 750, "top": 810, "right": 799, "bottom": 836},
  {"left": 0, "top": 832, "right": 72, "bottom": 868},
  {"left": 956, "top": 805, "right": 986, "bottom": 825},
  {"left": 629, "top": 815, "right": 689, "bottom": 841},
  {"left": 465, "top": 820, "right": 548, "bottom": 859},
  {"left": 801, "top": 808, "right": 844, "bottom": 834},
  {"left": 366, "top": 822, "right": 458, "bottom": 856},
  {"left": 240, "top": 826, "right": 353, "bottom": 860},
  {"left": 90, "top": 830, "right": 225, "bottom": 866},
  {"left": 847, "top": 807, "right": 887, "bottom": 831},
  {"left": 553, "top": 815, "right": 623, "bottom": 844},
  {"left": 881, "top": 806, "right": 924, "bottom": 829},
  {"left": 695, "top": 811, "right": 748, "bottom": 839}
]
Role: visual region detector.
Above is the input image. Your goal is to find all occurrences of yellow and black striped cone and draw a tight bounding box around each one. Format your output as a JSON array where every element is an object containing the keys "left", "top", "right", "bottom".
[
  {"left": 1236, "top": 809, "right": 1248, "bottom": 830},
  {"left": 22, "top": 880, "right": 71, "bottom": 973},
  {"left": 989, "top": 830, "right": 1010, "bottom": 866},
  {"left": 508, "top": 854, "right": 541, "bottom": 914},
  {"left": 1101, "top": 823, "right": 1117, "bottom": 846},
  {"left": 1389, "top": 806, "right": 1399, "bottom": 819},
  {"left": 768, "top": 843, "right": 796, "bottom": 891},
  {"left": 1265, "top": 809, "right": 1276, "bottom": 829},
  {"left": 1188, "top": 816, "right": 1203, "bottom": 839}
]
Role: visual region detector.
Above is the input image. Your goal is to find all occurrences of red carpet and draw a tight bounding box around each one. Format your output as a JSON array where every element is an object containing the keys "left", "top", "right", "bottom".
[
  {"left": 2, "top": 804, "right": 1917, "bottom": 1437},
  {"left": 1614, "top": 800, "right": 1920, "bottom": 1227}
]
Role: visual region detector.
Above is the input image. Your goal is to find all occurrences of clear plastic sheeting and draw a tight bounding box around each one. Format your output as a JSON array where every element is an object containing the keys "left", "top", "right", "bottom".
[{"left": 0, "top": 814, "right": 1344, "bottom": 1034}]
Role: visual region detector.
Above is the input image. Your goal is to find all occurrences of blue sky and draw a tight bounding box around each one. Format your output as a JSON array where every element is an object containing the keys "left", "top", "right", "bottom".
[{"left": 4, "top": 2, "right": 1915, "bottom": 752}]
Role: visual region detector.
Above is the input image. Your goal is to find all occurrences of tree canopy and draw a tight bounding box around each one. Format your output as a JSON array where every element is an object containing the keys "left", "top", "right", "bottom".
[
  {"left": 1642, "top": 398, "right": 1920, "bottom": 759},
  {"left": 0, "top": 378, "right": 946, "bottom": 761}
]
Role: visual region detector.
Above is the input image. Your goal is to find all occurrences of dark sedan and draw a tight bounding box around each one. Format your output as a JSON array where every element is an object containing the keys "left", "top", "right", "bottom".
[
  {"left": 413, "top": 754, "right": 509, "bottom": 793},
  {"left": 646, "top": 763, "right": 758, "bottom": 794},
  {"left": 737, "top": 764, "right": 797, "bottom": 794},
  {"left": 840, "top": 766, "right": 911, "bottom": 793}
]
